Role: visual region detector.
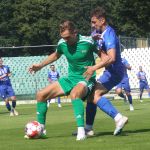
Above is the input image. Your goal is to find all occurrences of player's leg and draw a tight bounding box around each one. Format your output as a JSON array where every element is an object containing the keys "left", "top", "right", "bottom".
[
  {"left": 93, "top": 83, "right": 128, "bottom": 135},
  {"left": 0, "top": 86, "right": 12, "bottom": 114},
  {"left": 85, "top": 101, "right": 97, "bottom": 135},
  {"left": 47, "top": 99, "right": 51, "bottom": 107},
  {"left": 5, "top": 98, "right": 12, "bottom": 112},
  {"left": 72, "top": 81, "right": 96, "bottom": 137},
  {"left": 115, "top": 85, "right": 127, "bottom": 103},
  {"left": 93, "top": 71, "right": 128, "bottom": 135},
  {"left": 124, "top": 80, "right": 134, "bottom": 111},
  {"left": 70, "top": 81, "right": 89, "bottom": 140},
  {"left": 57, "top": 97, "right": 61, "bottom": 107},
  {"left": 36, "top": 81, "right": 65, "bottom": 128},
  {"left": 139, "top": 83, "right": 144, "bottom": 102},
  {"left": 7, "top": 85, "right": 18, "bottom": 116},
  {"left": 145, "top": 84, "right": 150, "bottom": 98},
  {"left": 25, "top": 78, "right": 71, "bottom": 139}
]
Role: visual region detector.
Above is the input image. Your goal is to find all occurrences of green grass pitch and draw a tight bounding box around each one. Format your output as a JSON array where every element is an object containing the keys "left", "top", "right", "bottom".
[{"left": 0, "top": 99, "right": 150, "bottom": 150}]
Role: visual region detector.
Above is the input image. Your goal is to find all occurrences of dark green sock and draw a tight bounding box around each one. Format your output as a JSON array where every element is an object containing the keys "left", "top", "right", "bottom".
[
  {"left": 72, "top": 99, "right": 84, "bottom": 127},
  {"left": 36, "top": 102, "right": 47, "bottom": 125}
]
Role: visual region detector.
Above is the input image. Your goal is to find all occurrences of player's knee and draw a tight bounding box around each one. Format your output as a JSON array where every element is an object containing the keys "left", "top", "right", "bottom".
[
  {"left": 115, "top": 89, "right": 122, "bottom": 94},
  {"left": 36, "top": 91, "right": 45, "bottom": 102},
  {"left": 126, "top": 92, "right": 131, "bottom": 96},
  {"left": 93, "top": 92, "right": 102, "bottom": 104},
  {"left": 70, "top": 92, "right": 78, "bottom": 99}
]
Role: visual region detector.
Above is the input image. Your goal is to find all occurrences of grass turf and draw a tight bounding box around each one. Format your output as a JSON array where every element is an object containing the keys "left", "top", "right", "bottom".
[{"left": 0, "top": 99, "right": 150, "bottom": 150}]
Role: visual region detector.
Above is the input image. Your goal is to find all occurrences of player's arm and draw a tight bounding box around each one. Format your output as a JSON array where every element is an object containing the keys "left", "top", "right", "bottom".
[
  {"left": 57, "top": 72, "right": 60, "bottom": 79},
  {"left": 0, "top": 74, "right": 7, "bottom": 79},
  {"left": 48, "top": 78, "right": 53, "bottom": 83},
  {"left": 123, "top": 58, "right": 132, "bottom": 70},
  {"left": 126, "top": 65, "right": 132, "bottom": 70},
  {"left": 29, "top": 52, "right": 61, "bottom": 74},
  {"left": 136, "top": 73, "right": 141, "bottom": 80},
  {"left": 84, "top": 31, "right": 117, "bottom": 80},
  {"left": 0, "top": 67, "right": 11, "bottom": 79},
  {"left": 48, "top": 73, "right": 52, "bottom": 83},
  {"left": 93, "top": 48, "right": 115, "bottom": 69},
  {"left": 84, "top": 49, "right": 115, "bottom": 80}
]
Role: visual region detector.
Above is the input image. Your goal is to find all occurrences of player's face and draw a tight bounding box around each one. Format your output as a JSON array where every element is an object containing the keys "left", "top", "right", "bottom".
[
  {"left": 0, "top": 59, "right": 3, "bottom": 67},
  {"left": 91, "top": 16, "right": 105, "bottom": 30},
  {"left": 139, "top": 66, "right": 142, "bottom": 71},
  {"left": 61, "top": 29, "right": 77, "bottom": 45},
  {"left": 51, "top": 66, "right": 55, "bottom": 71}
]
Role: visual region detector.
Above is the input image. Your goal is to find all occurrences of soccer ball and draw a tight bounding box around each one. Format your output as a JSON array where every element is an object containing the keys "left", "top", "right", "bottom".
[{"left": 25, "top": 121, "right": 43, "bottom": 138}]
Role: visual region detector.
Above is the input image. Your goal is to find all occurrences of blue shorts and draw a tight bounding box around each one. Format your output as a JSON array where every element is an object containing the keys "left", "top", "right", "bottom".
[
  {"left": 116, "top": 78, "right": 131, "bottom": 92},
  {"left": 140, "top": 81, "right": 149, "bottom": 91},
  {"left": 97, "top": 70, "right": 123, "bottom": 91},
  {"left": 0, "top": 85, "right": 15, "bottom": 100}
]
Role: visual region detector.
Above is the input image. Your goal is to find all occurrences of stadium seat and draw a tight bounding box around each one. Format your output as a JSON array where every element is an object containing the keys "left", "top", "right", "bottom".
[
  {"left": 3, "top": 55, "right": 68, "bottom": 95},
  {"left": 121, "top": 47, "right": 150, "bottom": 89}
]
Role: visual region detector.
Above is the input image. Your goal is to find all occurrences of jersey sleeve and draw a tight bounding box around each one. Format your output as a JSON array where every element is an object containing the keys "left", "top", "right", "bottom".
[
  {"left": 136, "top": 72, "right": 140, "bottom": 77},
  {"left": 6, "top": 66, "right": 10, "bottom": 74},
  {"left": 57, "top": 71, "right": 60, "bottom": 78},
  {"left": 48, "top": 72, "right": 51, "bottom": 79},
  {"left": 122, "top": 58, "right": 130, "bottom": 67},
  {"left": 55, "top": 39, "right": 64, "bottom": 54},
  {"left": 104, "top": 30, "right": 117, "bottom": 51}
]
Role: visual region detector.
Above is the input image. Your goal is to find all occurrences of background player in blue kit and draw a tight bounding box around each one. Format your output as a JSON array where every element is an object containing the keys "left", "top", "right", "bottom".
[
  {"left": 83, "top": 7, "right": 128, "bottom": 136},
  {"left": 137, "top": 66, "right": 150, "bottom": 102},
  {"left": 0, "top": 57, "right": 19, "bottom": 116},
  {"left": 115, "top": 58, "right": 134, "bottom": 111},
  {"left": 47, "top": 65, "right": 61, "bottom": 107}
]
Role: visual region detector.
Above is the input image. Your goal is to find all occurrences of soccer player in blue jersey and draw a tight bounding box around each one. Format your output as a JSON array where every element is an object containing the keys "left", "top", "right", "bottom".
[
  {"left": 115, "top": 58, "right": 134, "bottom": 111},
  {"left": 137, "top": 66, "right": 150, "bottom": 102},
  {"left": 83, "top": 7, "right": 128, "bottom": 136},
  {"left": 0, "top": 57, "right": 18, "bottom": 116},
  {"left": 47, "top": 64, "right": 61, "bottom": 107}
]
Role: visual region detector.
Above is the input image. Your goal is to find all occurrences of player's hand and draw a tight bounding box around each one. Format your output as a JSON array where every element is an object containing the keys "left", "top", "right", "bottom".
[
  {"left": 0, "top": 73, "right": 7, "bottom": 79},
  {"left": 83, "top": 66, "right": 95, "bottom": 81},
  {"left": 28, "top": 64, "right": 43, "bottom": 74},
  {"left": 92, "top": 33, "right": 101, "bottom": 40}
]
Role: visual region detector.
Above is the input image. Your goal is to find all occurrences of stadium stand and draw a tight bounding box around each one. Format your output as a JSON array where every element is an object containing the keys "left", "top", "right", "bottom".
[
  {"left": 121, "top": 47, "right": 150, "bottom": 89},
  {"left": 1, "top": 47, "right": 150, "bottom": 100},
  {"left": 2, "top": 56, "right": 68, "bottom": 96}
]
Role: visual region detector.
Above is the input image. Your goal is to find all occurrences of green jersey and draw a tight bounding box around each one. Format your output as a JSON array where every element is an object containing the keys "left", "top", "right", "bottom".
[{"left": 56, "top": 34, "right": 98, "bottom": 80}]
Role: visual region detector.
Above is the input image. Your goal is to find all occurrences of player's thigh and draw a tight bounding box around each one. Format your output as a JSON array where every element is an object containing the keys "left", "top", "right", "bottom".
[
  {"left": 140, "top": 83, "right": 144, "bottom": 92},
  {"left": 70, "top": 81, "right": 88, "bottom": 99},
  {"left": 123, "top": 80, "right": 131, "bottom": 94},
  {"left": 6, "top": 86, "right": 16, "bottom": 100},
  {"left": 87, "top": 82, "right": 108, "bottom": 103},
  {"left": 97, "top": 70, "right": 123, "bottom": 91},
  {"left": 115, "top": 88, "right": 122, "bottom": 94},
  {"left": 145, "top": 83, "right": 150, "bottom": 90},
  {"left": 37, "top": 81, "right": 65, "bottom": 101},
  {"left": 115, "top": 83, "right": 122, "bottom": 94},
  {"left": 88, "top": 82, "right": 108, "bottom": 104},
  {"left": 0, "top": 86, "right": 7, "bottom": 101}
]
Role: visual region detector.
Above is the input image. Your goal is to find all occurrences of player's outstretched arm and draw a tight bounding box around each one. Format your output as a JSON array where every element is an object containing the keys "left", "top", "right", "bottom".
[{"left": 29, "top": 52, "right": 61, "bottom": 74}]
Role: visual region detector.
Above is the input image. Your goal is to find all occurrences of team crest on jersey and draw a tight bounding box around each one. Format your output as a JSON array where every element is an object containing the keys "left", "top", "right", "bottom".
[{"left": 81, "top": 50, "right": 87, "bottom": 53}]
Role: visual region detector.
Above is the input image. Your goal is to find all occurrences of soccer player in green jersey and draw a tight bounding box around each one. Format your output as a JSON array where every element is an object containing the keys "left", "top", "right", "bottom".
[{"left": 26, "top": 20, "right": 98, "bottom": 140}]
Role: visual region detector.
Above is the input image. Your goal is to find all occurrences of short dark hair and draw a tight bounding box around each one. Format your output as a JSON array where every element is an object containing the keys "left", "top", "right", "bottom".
[
  {"left": 91, "top": 7, "right": 106, "bottom": 19},
  {"left": 59, "top": 20, "right": 76, "bottom": 33},
  {"left": 50, "top": 64, "right": 54, "bottom": 67}
]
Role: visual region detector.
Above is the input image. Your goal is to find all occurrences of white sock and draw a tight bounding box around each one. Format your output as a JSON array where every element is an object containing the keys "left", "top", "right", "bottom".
[
  {"left": 114, "top": 113, "right": 123, "bottom": 122},
  {"left": 40, "top": 124, "right": 45, "bottom": 129},
  {"left": 77, "top": 127, "right": 85, "bottom": 136}
]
